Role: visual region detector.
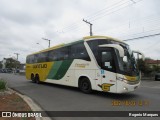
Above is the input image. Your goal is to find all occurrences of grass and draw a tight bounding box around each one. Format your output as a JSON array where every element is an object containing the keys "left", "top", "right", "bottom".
[{"left": 0, "top": 79, "right": 7, "bottom": 91}]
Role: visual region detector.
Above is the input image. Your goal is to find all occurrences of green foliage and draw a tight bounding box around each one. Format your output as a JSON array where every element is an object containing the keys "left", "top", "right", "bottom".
[
  {"left": 0, "top": 79, "right": 7, "bottom": 91},
  {"left": 137, "top": 59, "right": 160, "bottom": 76},
  {"left": 0, "top": 62, "right": 2, "bottom": 69},
  {"left": 5, "top": 58, "right": 20, "bottom": 69},
  {"left": 152, "top": 65, "right": 160, "bottom": 72},
  {"left": 137, "top": 59, "right": 145, "bottom": 73}
]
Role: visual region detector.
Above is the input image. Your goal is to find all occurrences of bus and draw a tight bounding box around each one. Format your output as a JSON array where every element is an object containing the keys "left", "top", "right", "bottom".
[{"left": 26, "top": 36, "right": 144, "bottom": 93}]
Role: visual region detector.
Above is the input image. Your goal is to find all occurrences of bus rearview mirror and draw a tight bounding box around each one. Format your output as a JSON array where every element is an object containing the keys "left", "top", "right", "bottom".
[{"left": 132, "top": 50, "right": 145, "bottom": 61}]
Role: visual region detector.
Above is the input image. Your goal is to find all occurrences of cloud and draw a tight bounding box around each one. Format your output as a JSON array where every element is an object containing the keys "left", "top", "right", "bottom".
[
  {"left": 0, "top": 0, "right": 160, "bottom": 63},
  {"left": 0, "top": 0, "right": 64, "bottom": 25}
]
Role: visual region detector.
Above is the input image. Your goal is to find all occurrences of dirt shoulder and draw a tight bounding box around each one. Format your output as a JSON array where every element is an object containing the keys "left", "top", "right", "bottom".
[{"left": 0, "top": 89, "right": 36, "bottom": 120}]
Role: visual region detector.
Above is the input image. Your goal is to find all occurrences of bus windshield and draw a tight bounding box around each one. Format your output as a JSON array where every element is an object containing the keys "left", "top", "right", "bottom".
[
  {"left": 116, "top": 45, "right": 138, "bottom": 76},
  {"left": 87, "top": 39, "right": 139, "bottom": 76}
]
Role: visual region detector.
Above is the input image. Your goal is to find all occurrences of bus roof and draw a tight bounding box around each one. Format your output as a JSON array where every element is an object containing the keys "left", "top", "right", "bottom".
[
  {"left": 28, "top": 35, "right": 125, "bottom": 56},
  {"left": 83, "top": 35, "right": 125, "bottom": 43}
]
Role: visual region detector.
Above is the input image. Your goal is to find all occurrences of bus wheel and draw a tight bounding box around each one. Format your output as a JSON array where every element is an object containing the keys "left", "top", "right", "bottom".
[
  {"left": 35, "top": 74, "right": 40, "bottom": 84},
  {"left": 79, "top": 78, "right": 92, "bottom": 94},
  {"left": 31, "top": 74, "right": 35, "bottom": 83}
]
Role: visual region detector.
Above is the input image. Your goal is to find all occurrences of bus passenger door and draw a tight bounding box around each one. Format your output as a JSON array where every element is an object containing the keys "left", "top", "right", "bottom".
[
  {"left": 65, "top": 69, "right": 75, "bottom": 86},
  {"left": 98, "top": 49, "right": 117, "bottom": 93}
]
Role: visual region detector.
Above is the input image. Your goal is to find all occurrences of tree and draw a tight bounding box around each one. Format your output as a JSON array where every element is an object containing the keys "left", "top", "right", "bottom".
[
  {"left": 137, "top": 59, "right": 145, "bottom": 73},
  {"left": 5, "top": 58, "right": 20, "bottom": 69},
  {"left": 0, "top": 62, "right": 2, "bottom": 69},
  {"left": 137, "top": 59, "right": 153, "bottom": 76},
  {"left": 152, "top": 65, "right": 160, "bottom": 72}
]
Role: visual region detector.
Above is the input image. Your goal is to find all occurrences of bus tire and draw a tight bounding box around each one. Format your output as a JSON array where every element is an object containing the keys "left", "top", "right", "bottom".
[
  {"left": 35, "top": 74, "right": 40, "bottom": 84},
  {"left": 31, "top": 74, "right": 36, "bottom": 83},
  {"left": 79, "top": 78, "right": 92, "bottom": 94}
]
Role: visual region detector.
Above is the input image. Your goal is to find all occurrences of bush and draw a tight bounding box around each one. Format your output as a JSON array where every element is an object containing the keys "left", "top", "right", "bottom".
[{"left": 0, "top": 79, "right": 7, "bottom": 91}]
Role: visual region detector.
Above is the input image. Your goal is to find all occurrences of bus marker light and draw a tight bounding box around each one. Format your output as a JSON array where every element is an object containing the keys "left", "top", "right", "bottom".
[{"left": 110, "top": 80, "right": 116, "bottom": 82}]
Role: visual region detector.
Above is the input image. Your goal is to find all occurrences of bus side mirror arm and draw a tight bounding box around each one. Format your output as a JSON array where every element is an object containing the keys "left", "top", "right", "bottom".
[
  {"left": 99, "top": 44, "right": 124, "bottom": 57},
  {"left": 132, "top": 50, "right": 145, "bottom": 61}
]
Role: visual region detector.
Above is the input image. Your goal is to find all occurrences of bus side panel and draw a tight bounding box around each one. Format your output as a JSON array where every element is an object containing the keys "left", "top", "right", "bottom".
[
  {"left": 25, "top": 65, "right": 29, "bottom": 80},
  {"left": 45, "top": 60, "right": 76, "bottom": 86},
  {"left": 100, "top": 70, "right": 117, "bottom": 93},
  {"left": 75, "top": 69, "right": 96, "bottom": 90},
  {"left": 45, "top": 59, "right": 97, "bottom": 89},
  {"left": 73, "top": 60, "right": 97, "bottom": 90},
  {"left": 26, "top": 62, "right": 54, "bottom": 81},
  {"left": 26, "top": 64, "right": 34, "bottom": 80}
]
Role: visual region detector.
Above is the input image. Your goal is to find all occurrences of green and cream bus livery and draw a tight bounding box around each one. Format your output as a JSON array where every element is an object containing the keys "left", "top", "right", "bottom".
[{"left": 26, "top": 36, "right": 144, "bottom": 93}]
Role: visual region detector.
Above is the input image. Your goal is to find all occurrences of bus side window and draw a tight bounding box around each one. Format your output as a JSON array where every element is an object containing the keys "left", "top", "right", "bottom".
[
  {"left": 34, "top": 54, "right": 39, "bottom": 63},
  {"left": 69, "top": 42, "right": 90, "bottom": 61},
  {"left": 48, "top": 47, "right": 69, "bottom": 61},
  {"left": 58, "top": 47, "right": 69, "bottom": 60},
  {"left": 48, "top": 50, "right": 58, "bottom": 61},
  {"left": 27, "top": 55, "right": 35, "bottom": 64},
  {"left": 37, "top": 52, "right": 48, "bottom": 63},
  {"left": 26, "top": 56, "right": 30, "bottom": 64}
]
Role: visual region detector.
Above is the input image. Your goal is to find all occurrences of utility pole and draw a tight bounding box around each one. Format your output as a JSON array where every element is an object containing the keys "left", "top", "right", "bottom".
[
  {"left": 14, "top": 53, "right": 20, "bottom": 61},
  {"left": 83, "top": 19, "right": 93, "bottom": 36},
  {"left": 42, "top": 38, "right": 51, "bottom": 48},
  {"left": 14, "top": 53, "right": 20, "bottom": 72}
]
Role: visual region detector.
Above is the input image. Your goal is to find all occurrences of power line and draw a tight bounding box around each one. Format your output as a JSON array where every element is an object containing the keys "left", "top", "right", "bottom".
[
  {"left": 119, "top": 27, "right": 160, "bottom": 39},
  {"left": 123, "top": 32, "right": 160, "bottom": 41},
  {"left": 89, "top": 0, "right": 142, "bottom": 22},
  {"left": 55, "top": 0, "right": 144, "bottom": 40},
  {"left": 130, "top": 0, "right": 136, "bottom": 3},
  {"left": 85, "top": 0, "right": 128, "bottom": 21},
  {"left": 60, "top": 0, "right": 126, "bottom": 31},
  {"left": 62, "top": 3, "right": 131, "bottom": 33},
  {"left": 59, "top": 0, "right": 138, "bottom": 33},
  {"left": 94, "top": 14, "right": 160, "bottom": 39}
]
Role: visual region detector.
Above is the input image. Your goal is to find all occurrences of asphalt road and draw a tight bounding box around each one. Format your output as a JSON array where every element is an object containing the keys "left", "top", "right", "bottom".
[{"left": 0, "top": 73, "right": 160, "bottom": 120}]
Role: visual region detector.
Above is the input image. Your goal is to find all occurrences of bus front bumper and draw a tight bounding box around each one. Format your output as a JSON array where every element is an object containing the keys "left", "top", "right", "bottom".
[{"left": 116, "top": 80, "right": 141, "bottom": 93}]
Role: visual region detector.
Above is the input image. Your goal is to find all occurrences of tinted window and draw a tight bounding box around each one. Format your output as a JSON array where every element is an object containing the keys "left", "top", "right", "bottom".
[
  {"left": 48, "top": 46, "right": 69, "bottom": 61},
  {"left": 26, "top": 52, "right": 48, "bottom": 64},
  {"left": 87, "top": 39, "right": 110, "bottom": 49},
  {"left": 87, "top": 39, "right": 110, "bottom": 59},
  {"left": 26, "top": 55, "right": 34, "bottom": 64},
  {"left": 48, "top": 50, "right": 58, "bottom": 61},
  {"left": 58, "top": 47, "right": 69, "bottom": 60},
  {"left": 27, "top": 42, "right": 90, "bottom": 63},
  {"left": 37, "top": 52, "right": 48, "bottom": 63},
  {"left": 87, "top": 39, "right": 117, "bottom": 72},
  {"left": 69, "top": 42, "right": 90, "bottom": 61}
]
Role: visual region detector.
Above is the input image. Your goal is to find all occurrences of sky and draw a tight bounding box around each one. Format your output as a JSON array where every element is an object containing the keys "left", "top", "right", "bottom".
[{"left": 0, "top": 0, "right": 160, "bottom": 63}]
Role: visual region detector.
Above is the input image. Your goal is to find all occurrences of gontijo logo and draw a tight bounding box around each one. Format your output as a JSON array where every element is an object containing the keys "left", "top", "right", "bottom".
[{"left": 33, "top": 64, "right": 47, "bottom": 68}]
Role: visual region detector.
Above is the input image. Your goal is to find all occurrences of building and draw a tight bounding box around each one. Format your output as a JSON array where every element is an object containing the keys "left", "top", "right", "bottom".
[
  {"left": 145, "top": 59, "right": 160, "bottom": 68},
  {"left": 19, "top": 63, "right": 25, "bottom": 70}
]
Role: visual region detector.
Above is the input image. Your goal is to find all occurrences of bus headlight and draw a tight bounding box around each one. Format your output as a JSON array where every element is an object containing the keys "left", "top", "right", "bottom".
[
  {"left": 117, "top": 77, "right": 128, "bottom": 83},
  {"left": 117, "top": 77, "right": 140, "bottom": 85},
  {"left": 116, "top": 77, "right": 124, "bottom": 81},
  {"left": 123, "top": 87, "right": 128, "bottom": 91}
]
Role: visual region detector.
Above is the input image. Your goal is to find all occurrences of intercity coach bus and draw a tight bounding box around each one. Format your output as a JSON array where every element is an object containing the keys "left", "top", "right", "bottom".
[{"left": 26, "top": 36, "right": 144, "bottom": 93}]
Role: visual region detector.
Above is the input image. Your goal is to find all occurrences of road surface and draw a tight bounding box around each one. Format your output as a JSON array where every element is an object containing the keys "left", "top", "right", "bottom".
[{"left": 0, "top": 73, "right": 160, "bottom": 120}]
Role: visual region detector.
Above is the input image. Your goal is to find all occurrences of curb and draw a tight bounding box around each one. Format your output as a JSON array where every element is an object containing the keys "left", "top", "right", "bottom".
[{"left": 9, "top": 88, "right": 52, "bottom": 120}]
